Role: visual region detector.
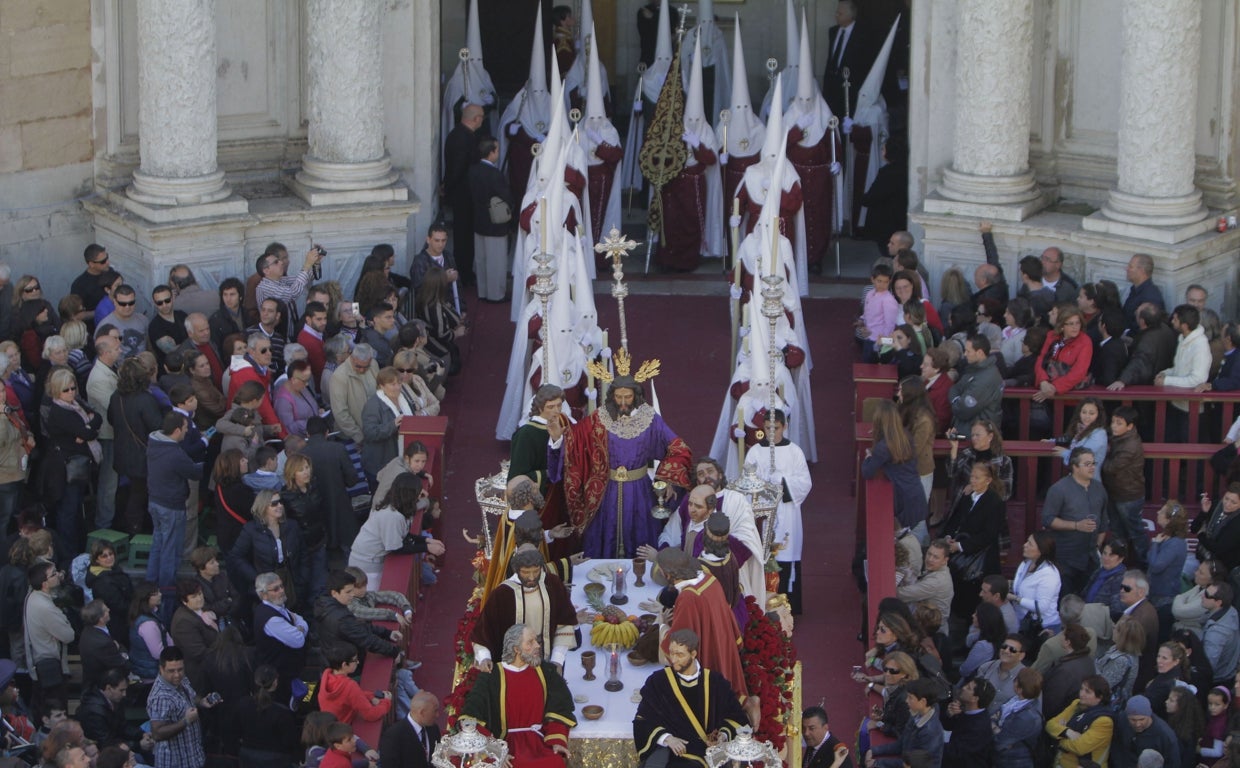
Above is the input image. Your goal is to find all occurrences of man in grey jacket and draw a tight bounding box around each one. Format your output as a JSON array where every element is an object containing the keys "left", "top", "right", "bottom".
[
  {"left": 1201, "top": 582, "right": 1240, "bottom": 684},
  {"left": 948, "top": 335, "right": 1004, "bottom": 434}
]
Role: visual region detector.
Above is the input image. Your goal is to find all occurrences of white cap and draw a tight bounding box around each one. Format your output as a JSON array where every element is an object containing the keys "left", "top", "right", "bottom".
[
  {"left": 855, "top": 15, "right": 902, "bottom": 124},
  {"left": 643, "top": 0, "right": 674, "bottom": 103},
  {"left": 759, "top": 76, "right": 783, "bottom": 165},
  {"left": 783, "top": 0, "right": 799, "bottom": 78},
  {"left": 723, "top": 15, "right": 764, "bottom": 157},
  {"left": 579, "top": 0, "right": 595, "bottom": 53},
  {"left": 795, "top": 9, "right": 815, "bottom": 107},
  {"left": 466, "top": 0, "right": 484, "bottom": 63},
  {"left": 535, "top": 69, "right": 569, "bottom": 187},
  {"left": 758, "top": 133, "right": 789, "bottom": 248},
  {"left": 586, "top": 22, "right": 606, "bottom": 120},
  {"left": 528, "top": 5, "right": 548, "bottom": 98},
  {"left": 684, "top": 36, "right": 706, "bottom": 129}
]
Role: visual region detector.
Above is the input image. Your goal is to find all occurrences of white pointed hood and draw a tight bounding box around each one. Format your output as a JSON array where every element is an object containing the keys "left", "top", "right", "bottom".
[
  {"left": 855, "top": 15, "right": 901, "bottom": 126},
  {"left": 586, "top": 22, "right": 607, "bottom": 121},
  {"left": 565, "top": 0, "right": 610, "bottom": 110},
  {"left": 784, "top": 10, "right": 834, "bottom": 145},
  {"left": 758, "top": 134, "right": 789, "bottom": 270},
  {"left": 579, "top": 0, "right": 595, "bottom": 55},
  {"left": 784, "top": 0, "right": 799, "bottom": 75},
  {"left": 512, "top": 6, "right": 552, "bottom": 140},
  {"left": 583, "top": 22, "right": 621, "bottom": 152},
  {"left": 570, "top": 232, "right": 601, "bottom": 347},
  {"left": 684, "top": 36, "right": 707, "bottom": 133},
  {"left": 759, "top": 76, "right": 784, "bottom": 166},
  {"left": 642, "top": 0, "right": 674, "bottom": 103},
  {"left": 534, "top": 72, "right": 569, "bottom": 189},
  {"left": 545, "top": 237, "right": 576, "bottom": 388},
  {"left": 466, "top": 0, "right": 484, "bottom": 64},
  {"left": 721, "top": 16, "right": 764, "bottom": 158},
  {"left": 746, "top": 271, "right": 772, "bottom": 406}
]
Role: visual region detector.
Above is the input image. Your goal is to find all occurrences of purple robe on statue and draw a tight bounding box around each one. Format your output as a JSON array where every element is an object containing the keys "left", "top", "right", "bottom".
[{"left": 548, "top": 409, "right": 688, "bottom": 559}]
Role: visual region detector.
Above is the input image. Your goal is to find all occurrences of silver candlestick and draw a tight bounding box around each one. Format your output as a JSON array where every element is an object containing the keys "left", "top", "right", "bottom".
[
  {"left": 530, "top": 196, "right": 558, "bottom": 375},
  {"left": 593, "top": 227, "right": 640, "bottom": 355},
  {"left": 759, "top": 229, "right": 786, "bottom": 556}
]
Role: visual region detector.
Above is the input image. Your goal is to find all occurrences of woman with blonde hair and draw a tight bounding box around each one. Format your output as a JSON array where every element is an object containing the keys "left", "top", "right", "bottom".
[
  {"left": 59, "top": 320, "right": 92, "bottom": 387},
  {"left": 227, "top": 489, "right": 307, "bottom": 610},
  {"left": 391, "top": 348, "right": 440, "bottom": 417},
  {"left": 282, "top": 453, "right": 327, "bottom": 602},
  {"left": 42, "top": 367, "right": 102, "bottom": 549},
  {"left": 1096, "top": 615, "right": 1144, "bottom": 705},
  {"left": 862, "top": 399, "right": 928, "bottom": 536}
]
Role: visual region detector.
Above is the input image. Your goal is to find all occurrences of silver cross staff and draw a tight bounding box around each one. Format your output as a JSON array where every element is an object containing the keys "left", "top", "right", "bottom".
[
  {"left": 593, "top": 228, "right": 640, "bottom": 354},
  {"left": 675, "top": 4, "right": 693, "bottom": 44}
]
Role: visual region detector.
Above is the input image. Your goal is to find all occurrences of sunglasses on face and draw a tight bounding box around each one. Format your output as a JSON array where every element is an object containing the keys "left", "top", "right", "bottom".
[
  {"left": 116, "top": 300, "right": 135, "bottom": 307},
  {"left": 154, "top": 297, "right": 172, "bottom": 306},
  {"left": 1000, "top": 644, "right": 1023, "bottom": 653},
  {"left": 23, "top": 285, "right": 40, "bottom": 293},
  {"left": 63, "top": 386, "right": 77, "bottom": 393},
  {"left": 396, "top": 367, "right": 416, "bottom": 373},
  {"left": 883, "top": 668, "right": 902, "bottom": 675},
  {"left": 93, "top": 256, "right": 109, "bottom": 265}
]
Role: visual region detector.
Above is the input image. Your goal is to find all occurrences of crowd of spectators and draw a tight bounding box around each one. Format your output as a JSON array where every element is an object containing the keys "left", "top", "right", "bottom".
[
  {"left": 0, "top": 237, "right": 456, "bottom": 767},
  {"left": 855, "top": 232, "right": 1240, "bottom": 768}
]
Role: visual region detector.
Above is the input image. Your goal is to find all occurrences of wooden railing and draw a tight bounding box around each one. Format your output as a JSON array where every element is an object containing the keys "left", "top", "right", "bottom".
[{"left": 852, "top": 362, "right": 1234, "bottom": 611}]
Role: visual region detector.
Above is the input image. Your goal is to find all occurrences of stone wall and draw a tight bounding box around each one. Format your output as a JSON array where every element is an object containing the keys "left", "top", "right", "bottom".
[{"left": 0, "top": 0, "right": 96, "bottom": 298}]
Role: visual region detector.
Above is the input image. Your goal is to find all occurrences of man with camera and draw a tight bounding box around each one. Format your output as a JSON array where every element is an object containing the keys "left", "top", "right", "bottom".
[{"left": 255, "top": 243, "right": 325, "bottom": 340}]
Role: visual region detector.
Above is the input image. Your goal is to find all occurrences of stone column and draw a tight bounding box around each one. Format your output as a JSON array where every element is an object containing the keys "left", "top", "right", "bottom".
[
  {"left": 925, "top": 0, "right": 1044, "bottom": 220},
  {"left": 1085, "top": 0, "right": 1210, "bottom": 242},
  {"left": 126, "top": 0, "right": 242, "bottom": 217},
  {"left": 291, "top": 0, "right": 408, "bottom": 205}
]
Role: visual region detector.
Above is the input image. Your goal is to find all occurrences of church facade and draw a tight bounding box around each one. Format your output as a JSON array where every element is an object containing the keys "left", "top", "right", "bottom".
[{"left": 1, "top": 0, "right": 1237, "bottom": 315}]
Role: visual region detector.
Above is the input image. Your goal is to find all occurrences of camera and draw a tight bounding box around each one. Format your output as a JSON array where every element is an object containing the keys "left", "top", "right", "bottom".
[{"left": 311, "top": 245, "right": 326, "bottom": 279}]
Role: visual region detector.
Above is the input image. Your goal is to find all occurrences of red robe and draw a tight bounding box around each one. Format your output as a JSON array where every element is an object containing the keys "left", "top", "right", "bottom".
[
  {"left": 722, "top": 155, "right": 760, "bottom": 265},
  {"left": 588, "top": 142, "right": 624, "bottom": 258},
  {"left": 657, "top": 145, "right": 717, "bottom": 272},
  {"left": 661, "top": 574, "right": 748, "bottom": 698},
  {"left": 735, "top": 179, "right": 803, "bottom": 239},
  {"left": 786, "top": 126, "right": 843, "bottom": 268},
  {"left": 461, "top": 663, "right": 576, "bottom": 768}
]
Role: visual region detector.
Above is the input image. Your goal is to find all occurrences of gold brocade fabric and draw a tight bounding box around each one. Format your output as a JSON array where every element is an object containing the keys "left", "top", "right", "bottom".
[{"left": 567, "top": 737, "right": 639, "bottom": 768}]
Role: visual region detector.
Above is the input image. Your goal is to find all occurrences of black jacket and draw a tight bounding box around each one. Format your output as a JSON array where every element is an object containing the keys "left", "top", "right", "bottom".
[
  {"left": 313, "top": 594, "right": 399, "bottom": 658},
  {"left": 941, "top": 488, "right": 1006, "bottom": 577},
  {"left": 107, "top": 390, "right": 163, "bottom": 477},
  {"left": 85, "top": 566, "right": 133, "bottom": 642},
  {"left": 941, "top": 709, "right": 995, "bottom": 768},
  {"left": 282, "top": 483, "right": 326, "bottom": 550},
  {"left": 298, "top": 436, "right": 360, "bottom": 549},
  {"left": 196, "top": 572, "right": 239, "bottom": 621},
  {"left": 78, "top": 625, "right": 130, "bottom": 689},
  {"left": 379, "top": 717, "right": 441, "bottom": 768},
  {"left": 227, "top": 520, "right": 306, "bottom": 599},
  {"left": 1118, "top": 322, "right": 1177, "bottom": 386},
  {"left": 1091, "top": 336, "right": 1129, "bottom": 387},
  {"left": 468, "top": 160, "right": 513, "bottom": 237},
  {"left": 76, "top": 687, "right": 141, "bottom": 750}
]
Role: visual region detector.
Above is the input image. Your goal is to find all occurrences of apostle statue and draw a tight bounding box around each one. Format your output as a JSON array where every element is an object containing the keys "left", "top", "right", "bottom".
[
  {"left": 654, "top": 548, "right": 748, "bottom": 698},
  {"left": 547, "top": 353, "right": 692, "bottom": 558},
  {"left": 471, "top": 548, "right": 577, "bottom": 671},
  {"left": 633, "top": 629, "right": 748, "bottom": 768},
  {"left": 461, "top": 623, "right": 577, "bottom": 768}
]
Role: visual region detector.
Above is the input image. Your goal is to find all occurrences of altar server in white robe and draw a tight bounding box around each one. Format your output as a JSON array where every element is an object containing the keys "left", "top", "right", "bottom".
[{"left": 744, "top": 408, "right": 811, "bottom": 616}]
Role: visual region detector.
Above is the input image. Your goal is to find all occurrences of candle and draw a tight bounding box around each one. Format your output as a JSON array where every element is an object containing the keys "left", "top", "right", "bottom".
[
  {"left": 540, "top": 196, "right": 549, "bottom": 254},
  {"left": 742, "top": 304, "right": 749, "bottom": 327},
  {"left": 609, "top": 647, "right": 620, "bottom": 679},
  {"left": 770, "top": 216, "right": 780, "bottom": 277},
  {"left": 737, "top": 403, "right": 746, "bottom": 466}
]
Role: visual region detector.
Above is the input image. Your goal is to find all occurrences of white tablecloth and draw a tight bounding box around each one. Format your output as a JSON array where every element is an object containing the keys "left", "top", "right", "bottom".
[{"left": 564, "top": 561, "right": 664, "bottom": 740}]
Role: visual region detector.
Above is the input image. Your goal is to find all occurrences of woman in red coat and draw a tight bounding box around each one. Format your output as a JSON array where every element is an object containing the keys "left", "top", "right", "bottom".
[
  {"left": 1034, "top": 305, "right": 1094, "bottom": 400},
  {"left": 921, "top": 347, "right": 953, "bottom": 433}
]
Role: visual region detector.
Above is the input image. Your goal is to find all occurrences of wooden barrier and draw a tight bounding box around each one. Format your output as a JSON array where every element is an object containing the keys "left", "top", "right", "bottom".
[{"left": 1003, "top": 385, "right": 1240, "bottom": 443}]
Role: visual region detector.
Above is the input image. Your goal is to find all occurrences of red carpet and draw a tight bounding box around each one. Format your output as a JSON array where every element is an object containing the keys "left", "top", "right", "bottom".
[{"left": 410, "top": 286, "right": 868, "bottom": 741}]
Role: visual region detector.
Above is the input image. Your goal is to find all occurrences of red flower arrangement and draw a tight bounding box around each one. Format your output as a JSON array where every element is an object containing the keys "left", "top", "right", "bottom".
[
  {"left": 444, "top": 664, "right": 480, "bottom": 723},
  {"left": 739, "top": 595, "right": 797, "bottom": 754}
]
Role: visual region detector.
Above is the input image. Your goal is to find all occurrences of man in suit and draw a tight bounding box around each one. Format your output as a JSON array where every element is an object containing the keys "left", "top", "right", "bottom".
[
  {"left": 1108, "top": 304, "right": 1178, "bottom": 392},
  {"left": 1118, "top": 570, "right": 1160, "bottom": 691},
  {"left": 468, "top": 137, "right": 514, "bottom": 303},
  {"left": 443, "top": 104, "right": 486, "bottom": 287},
  {"left": 299, "top": 417, "right": 361, "bottom": 552},
  {"left": 379, "top": 690, "right": 441, "bottom": 768},
  {"left": 822, "top": 0, "right": 875, "bottom": 121},
  {"left": 1122, "top": 253, "right": 1166, "bottom": 335},
  {"left": 802, "top": 706, "right": 853, "bottom": 768},
  {"left": 78, "top": 600, "right": 129, "bottom": 690}
]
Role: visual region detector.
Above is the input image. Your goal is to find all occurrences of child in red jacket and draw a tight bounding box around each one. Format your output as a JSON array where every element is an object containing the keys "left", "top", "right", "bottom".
[
  {"left": 319, "top": 722, "right": 360, "bottom": 768},
  {"left": 318, "top": 644, "right": 393, "bottom": 725}
]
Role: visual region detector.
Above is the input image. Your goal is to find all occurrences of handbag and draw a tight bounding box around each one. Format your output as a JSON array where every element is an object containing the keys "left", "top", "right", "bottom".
[
  {"left": 488, "top": 195, "right": 512, "bottom": 225},
  {"left": 34, "top": 656, "right": 64, "bottom": 689},
  {"left": 948, "top": 546, "right": 988, "bottom": 582},
  {"left": 1019, "top": 603, "right": 1045, "bottom": 655},
  {"left": 64, "top": 452, "right": 94, "bottom": 486}
]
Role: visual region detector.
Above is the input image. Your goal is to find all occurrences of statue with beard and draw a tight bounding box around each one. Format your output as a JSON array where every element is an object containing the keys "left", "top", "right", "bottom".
[
  {"left": 461, "top": 624, "right": 577, "bottom": 768},
  {"left": 547, "top": 370, "right": 692, "bottom": 559}
]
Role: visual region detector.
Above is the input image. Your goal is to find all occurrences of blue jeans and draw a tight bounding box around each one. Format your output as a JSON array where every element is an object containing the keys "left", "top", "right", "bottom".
[
  {"left": 1112, "top": 498, "right": 1150, "bottom": 567},
  {"left": 147, "top": 501, "right": 185, "bottom": 588},
  {"left": 56, "top": 482, "right": 85, "bottom": 551},
  {"left": 95, "top": 439, "right": 117, "bottom": 529},
  {"left": 394, "top": 668, "right": 418, "bottom": 718},
  {"left": 0, "top": 480, "right": 21, "bottom": 537}
]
